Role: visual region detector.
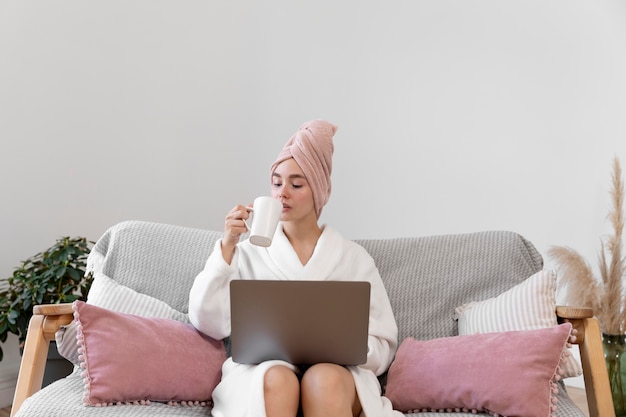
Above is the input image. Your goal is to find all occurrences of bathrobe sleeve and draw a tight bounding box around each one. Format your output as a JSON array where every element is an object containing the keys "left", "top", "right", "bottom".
[
  {"left": 188, "top": 239, "right": 240, "bottom": 340},
  {"left": 341, "top": 240, "right": 398, "bottom": 376}
]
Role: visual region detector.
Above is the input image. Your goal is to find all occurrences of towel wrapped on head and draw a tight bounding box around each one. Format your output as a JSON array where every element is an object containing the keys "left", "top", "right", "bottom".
[{"left": 270, "top": 120, "right": 338, "bottom": 219}]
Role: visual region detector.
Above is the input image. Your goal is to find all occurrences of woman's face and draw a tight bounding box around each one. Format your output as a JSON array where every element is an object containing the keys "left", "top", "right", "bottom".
[{"left": 271, "top": 158, "right": 316, "bottom": 223}]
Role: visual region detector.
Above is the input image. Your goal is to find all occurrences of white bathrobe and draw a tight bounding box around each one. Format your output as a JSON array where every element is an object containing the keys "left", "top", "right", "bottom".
[{"left": 188, "top": 225, "right": 402, "bottom": 417}]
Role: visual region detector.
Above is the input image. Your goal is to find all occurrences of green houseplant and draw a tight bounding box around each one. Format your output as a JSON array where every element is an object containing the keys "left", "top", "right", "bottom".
[{"left": 0, "top": 236, "right": 94, "bottom": 361}]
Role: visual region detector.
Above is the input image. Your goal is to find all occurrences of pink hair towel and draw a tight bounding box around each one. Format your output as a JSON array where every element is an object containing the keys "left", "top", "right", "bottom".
[{"left": 270, "top": 120, "right": 338, "bottom": 218}]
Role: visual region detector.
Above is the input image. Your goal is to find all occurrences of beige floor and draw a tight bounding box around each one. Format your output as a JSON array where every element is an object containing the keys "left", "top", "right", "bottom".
[
  {"left": 0, "top": 389, "right": 591, "bottom": 417},
  {"left": 568, "top": 386, "right": 590, "bottom": 417}
]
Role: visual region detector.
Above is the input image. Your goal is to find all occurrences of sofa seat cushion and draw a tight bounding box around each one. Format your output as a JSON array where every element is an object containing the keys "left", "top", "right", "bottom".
[{"left": 13, "top": 368, "right": 586, "bottom": 417}]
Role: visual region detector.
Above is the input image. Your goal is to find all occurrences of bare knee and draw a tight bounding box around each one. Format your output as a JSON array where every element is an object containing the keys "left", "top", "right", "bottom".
[
  {"left": 301, "top": 363, "right": 361, "bottom": 416},
  {"left": 264, "top": 365, "right": 299, "bottom": 395},
  {"left": 264, "top": 365, "right": 299, "bottom": 417},
  {"left": 301, "top": 363, "right": 350, "bottom": 390}
]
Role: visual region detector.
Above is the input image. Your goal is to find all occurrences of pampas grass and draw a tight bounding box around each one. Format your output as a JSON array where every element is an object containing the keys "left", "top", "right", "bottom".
[{"left": 548, "top": 156, "right": 626, "bottom": 335}]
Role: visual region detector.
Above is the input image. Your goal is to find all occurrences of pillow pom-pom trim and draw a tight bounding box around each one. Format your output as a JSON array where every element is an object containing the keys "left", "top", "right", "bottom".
[
  {"left": 547, "top": 325, "right": 576, "bottom": 417},
  {"left": 166, "top": 400, "right": 212, "bottom": 407},
  {"left": 407, "top": 407, "right": 485, "bottom": 415},
  {"left": 73, "top": 302, "right": 94, "bottom": 407},
  {"left": 80, "top": 398, "right": 210, "bottom": 408}
]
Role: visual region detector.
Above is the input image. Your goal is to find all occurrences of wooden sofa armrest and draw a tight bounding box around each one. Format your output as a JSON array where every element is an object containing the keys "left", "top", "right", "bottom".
[
  {"left": 556, "top": 306, "right": 615, "bottom": 417},
  {"left": 11, "top": 303, "right": 74, "bottom": 417}
]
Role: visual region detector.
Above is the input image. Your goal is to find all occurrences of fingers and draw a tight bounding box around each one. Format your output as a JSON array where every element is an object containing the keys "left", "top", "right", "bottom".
[{"left": 223, "top": 204, "right": 251, "bottom": 247}]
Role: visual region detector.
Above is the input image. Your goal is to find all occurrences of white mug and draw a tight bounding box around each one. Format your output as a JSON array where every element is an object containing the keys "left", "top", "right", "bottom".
[{"left": 244, "top": 196, "right": 282, "bottom": 247}]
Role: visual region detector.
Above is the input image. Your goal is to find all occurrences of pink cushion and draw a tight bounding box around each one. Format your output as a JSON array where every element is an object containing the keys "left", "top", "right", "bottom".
[
  {"left": 385, "top": 323, "right": 573, "bottom": 417},
  {"left": 73, "top": 301, "right": 226, "bottom": 406}
]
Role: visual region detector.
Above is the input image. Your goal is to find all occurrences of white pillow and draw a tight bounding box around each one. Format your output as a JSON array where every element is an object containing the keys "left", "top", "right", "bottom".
[
  {"left": 455, "top": 269, "right": 582, "bottom": 378},
  {"left": 84, "top": 272, "right": 189, "bottom": 321}
]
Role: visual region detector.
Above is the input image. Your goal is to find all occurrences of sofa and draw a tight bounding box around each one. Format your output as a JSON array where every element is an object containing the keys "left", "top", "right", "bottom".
[{"left": 10, "top": 220, "right": 614, "bottom": 417}]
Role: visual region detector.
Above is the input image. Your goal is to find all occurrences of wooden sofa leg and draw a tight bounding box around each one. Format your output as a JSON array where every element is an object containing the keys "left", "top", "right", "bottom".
[
  {"left": 578, "top": 317, "right": 615, "bottom": 417},
  {"left": 11, "top": 315, "right": 49, "bottom": 417},
  {"left": 557, "top": 308, "right": 615, "bottom": 417}
]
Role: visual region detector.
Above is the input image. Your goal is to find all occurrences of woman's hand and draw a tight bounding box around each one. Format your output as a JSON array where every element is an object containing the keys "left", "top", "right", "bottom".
[{"left": 221, "top": 204, "right": 251, "bottom": 264}]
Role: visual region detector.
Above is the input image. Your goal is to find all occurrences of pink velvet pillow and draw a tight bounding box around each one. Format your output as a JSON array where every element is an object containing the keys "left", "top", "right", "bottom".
[
  {"left": 385, "top": 323, "right": 573, "bottom": 417},
  {"left": 73, "top": 301, "right": 226, "bottom": 407}
]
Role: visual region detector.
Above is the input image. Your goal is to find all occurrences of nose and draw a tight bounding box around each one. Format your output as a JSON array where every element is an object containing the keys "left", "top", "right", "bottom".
[{"left": 278, "top": 187, "right": 289, "bottom": 200}]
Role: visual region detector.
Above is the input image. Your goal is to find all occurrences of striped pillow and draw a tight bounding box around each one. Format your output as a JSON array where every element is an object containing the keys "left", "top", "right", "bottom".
[{"left": 455, "top": 269, "right": 582, "bottom": 378}]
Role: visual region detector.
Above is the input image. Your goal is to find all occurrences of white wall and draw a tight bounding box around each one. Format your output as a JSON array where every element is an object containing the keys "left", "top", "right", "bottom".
[{"left": 1, "top": 0, "right": 625, "bottom": 402}]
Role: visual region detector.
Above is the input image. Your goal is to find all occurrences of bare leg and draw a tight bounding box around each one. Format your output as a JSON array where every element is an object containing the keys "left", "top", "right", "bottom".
[
  {"left": 264, "top": 365, "right": 300, "bottom": 417},
  {"left": 300, "top": 363, "right": 362, "bottom": 417}
]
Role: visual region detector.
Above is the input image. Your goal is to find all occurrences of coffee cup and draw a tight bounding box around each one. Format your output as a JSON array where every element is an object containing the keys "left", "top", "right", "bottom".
[{"left": 244, "top": 196, "right": 282, "bottom": 247}]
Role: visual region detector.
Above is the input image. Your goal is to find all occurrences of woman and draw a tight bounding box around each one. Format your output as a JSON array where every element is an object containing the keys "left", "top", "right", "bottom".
[{"left": 188, "top": 120, "right": 400, "bottom": 417}]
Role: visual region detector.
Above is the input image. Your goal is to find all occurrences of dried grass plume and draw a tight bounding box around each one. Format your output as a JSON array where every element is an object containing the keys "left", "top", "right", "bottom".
[{"left": 547, "top": 156, "right": 626, "bottom": 335}]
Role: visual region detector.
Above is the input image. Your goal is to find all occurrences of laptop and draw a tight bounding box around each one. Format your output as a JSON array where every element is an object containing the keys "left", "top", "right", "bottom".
[{"left": 230, "top": 280, "right": 370, "bottom": 366}]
